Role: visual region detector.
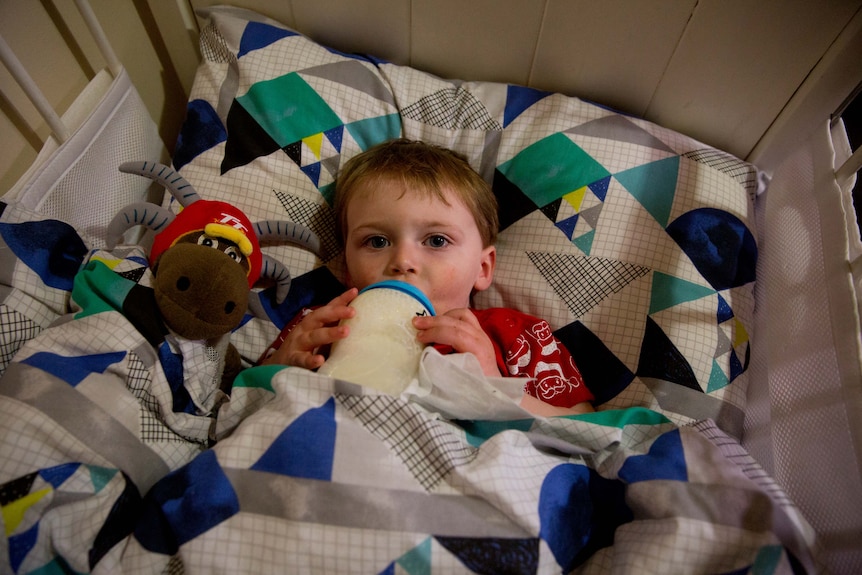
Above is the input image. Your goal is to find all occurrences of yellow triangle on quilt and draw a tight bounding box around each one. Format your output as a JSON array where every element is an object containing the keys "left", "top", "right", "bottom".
[
  {"left": 564, "top": 187, "right": 587, "bottom": 212},
  {"left": 733, "top": 318, "right": 749, "bottom": 347},
  {"left": 3, "top": 487, "right": 51, "bottom": 536},
  {"left": 303, "top": 133, "right": 324, "bottom": 160}
]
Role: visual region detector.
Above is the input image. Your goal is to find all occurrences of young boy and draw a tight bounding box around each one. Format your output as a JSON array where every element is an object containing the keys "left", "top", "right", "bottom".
[{"left": 263, "top": 139, "right": 594, "bottom": 416}]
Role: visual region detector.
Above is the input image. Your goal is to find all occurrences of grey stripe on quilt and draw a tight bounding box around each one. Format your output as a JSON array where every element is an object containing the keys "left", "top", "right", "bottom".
[
  {"left": 1, "top": 361, "right": 170, "bottom": 493},
  {"left": 225, "top": 467, "right": 531, "bottom": 539}
]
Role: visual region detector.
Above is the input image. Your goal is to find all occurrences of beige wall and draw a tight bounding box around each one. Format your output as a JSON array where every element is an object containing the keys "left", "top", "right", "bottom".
[{"left": 0, "top": 0, "right": 198, "bottom": 194}]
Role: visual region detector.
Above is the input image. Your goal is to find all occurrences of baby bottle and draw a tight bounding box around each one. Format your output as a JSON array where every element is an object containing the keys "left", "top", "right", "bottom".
[{"left": 318, "top": 280, "right": 435, "bottom": 395}]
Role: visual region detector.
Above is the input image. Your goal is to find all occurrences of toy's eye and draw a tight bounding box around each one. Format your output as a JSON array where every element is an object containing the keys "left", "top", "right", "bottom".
[
  {"left": 224, "top": 245, "right": 244, "bottom": 264},
  {"left": 198, "top": 236, "right": 218, "bottom": 249}
]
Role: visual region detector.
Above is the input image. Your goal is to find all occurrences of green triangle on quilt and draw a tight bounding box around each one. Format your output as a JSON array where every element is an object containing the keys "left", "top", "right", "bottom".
[
  {"left": 707, "top": 359, "right": 730, "bottom": 392},
  {"left": 649, "top": 272, "right": 715, "bottom": 315},
  {"left": 614, "top": 156, "right": 680, "bottom": 227},
  {"left": 87, "top": 465, "right": 119, "bottom": 493},
  {"left": 395, "top": 536, "right": 432, "bottom": 575},
  {"left": 572, "top": 229, "right": 595, "bottom": 255},
  {"left": 498, "top": 133, "right": 611, "bottom": 208},
  {"left": 238, "top": 73, "right": 343, "bottom": 147}
]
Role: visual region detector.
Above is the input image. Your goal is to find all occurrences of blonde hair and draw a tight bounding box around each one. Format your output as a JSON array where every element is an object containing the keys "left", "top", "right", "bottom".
[{"left": 334, "top": 139, "right": 499, "bottom": 247}]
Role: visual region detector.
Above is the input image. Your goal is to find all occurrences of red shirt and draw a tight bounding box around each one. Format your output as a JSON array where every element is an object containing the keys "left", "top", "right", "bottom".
[
  {"left": 464, "top": 308, "right": 593, "bottom": 408},
  {"left": 261, "top": 307, "right": 593, "bottom": 409}
]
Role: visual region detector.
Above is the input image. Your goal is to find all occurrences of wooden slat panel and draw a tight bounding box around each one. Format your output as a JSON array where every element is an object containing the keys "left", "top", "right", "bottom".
[
  {"left": 646, "top": 0, "right": 862, "bottom": 159},
  {"left": 530, "top": 0, "right": 697, "bottom": 117},
  {"left": 411, "top": 0, "right": 546, "bottom": 86},
  {"left": 291, "top": 0, "right": 410, "bottom": 64}
]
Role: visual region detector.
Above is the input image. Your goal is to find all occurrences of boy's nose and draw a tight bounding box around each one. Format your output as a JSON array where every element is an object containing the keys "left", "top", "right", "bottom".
[{"left": 389, "top": 245, "right": 417, "bottom": 274}]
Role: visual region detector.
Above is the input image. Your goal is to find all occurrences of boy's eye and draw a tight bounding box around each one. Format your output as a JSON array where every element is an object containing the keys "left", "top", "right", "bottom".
[
  {"left": 426, "top": 235, "right": 449, "bottom": 248},
  {"left": 366, "top": 236, "right": 389, "bottom": 249}
]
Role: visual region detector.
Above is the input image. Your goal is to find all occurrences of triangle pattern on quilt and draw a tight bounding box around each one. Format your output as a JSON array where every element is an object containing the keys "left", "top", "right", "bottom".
[
  {"left": 237, "top": 21, "right": 297, "bottom": 58},
  {"left": 394, "top": 536, "right": 432, "bottom": 574},
  {"left": 709, "top": 294, "right": 750, "bottom": 392},
  {"left": 554, "top": 177, "right": 610, "bottom": 255},
  {"left": 526, "top": 253, "right": 650, "bottom": 319},
  {"left": 636, "top": 316, "right": 701, "bottom": 392},
  {"left": 566, "top": 114, "right": 675, "bottom": 153},
  {"left": 503, "top": 84, "right": 553, "bottom": 128},
  {"left": 554, "top": 320, "right": 636, "bottom": 405},
  {"left": 648, "top": 272, "right": 715, "bottom": 315},
  {"left": 435, "top": 536, "right": 540, "bottom": 574},
  {"left": 498, "top": 134, "right": 611, "bottom": 209},
  {"left": 301, "top": 60, "right": 398, "bottom": 107},
  {"left": 251, "top": 397, "right": 337, "bottom": 480},
  {"left": 614, "top": 156, "right": 680, "bottom": 228},
  {"left": 401, "top": 87, "right": 502, "bottom": 131}
]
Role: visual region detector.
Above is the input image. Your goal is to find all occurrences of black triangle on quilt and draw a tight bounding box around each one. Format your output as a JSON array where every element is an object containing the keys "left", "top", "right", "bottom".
[
  {"left": 636, "top": 316, "right": 701, "bottom": 392},
  {"left": 220, "top": 99, "right": 281, "bottom": 174},
  {"left": 492, "top": 169, "right": 542, "bottom": 232},
  {"left": 554, "top": 320, "right": 635, "bottom": 406}
]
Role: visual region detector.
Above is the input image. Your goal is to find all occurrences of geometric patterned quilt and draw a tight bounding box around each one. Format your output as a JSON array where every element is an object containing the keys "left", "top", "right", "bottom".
[{"left": 0, "top": 241, "right": 815, "bottom": 572}]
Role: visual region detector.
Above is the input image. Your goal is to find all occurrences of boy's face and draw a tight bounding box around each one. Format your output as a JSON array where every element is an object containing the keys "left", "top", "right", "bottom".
[{"left": 343, "top": 178, "right": 496, "bottom": 315}]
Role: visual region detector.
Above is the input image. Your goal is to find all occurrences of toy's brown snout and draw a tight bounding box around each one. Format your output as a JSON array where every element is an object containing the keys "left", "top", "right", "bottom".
[{"left": 152, "top": 242, "right": 249, "bottom": 341}]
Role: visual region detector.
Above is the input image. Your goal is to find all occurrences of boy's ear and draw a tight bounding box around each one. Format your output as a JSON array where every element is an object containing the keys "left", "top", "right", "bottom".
[{"left": 473, "top": 246, "right": 496, "bottom": 292}]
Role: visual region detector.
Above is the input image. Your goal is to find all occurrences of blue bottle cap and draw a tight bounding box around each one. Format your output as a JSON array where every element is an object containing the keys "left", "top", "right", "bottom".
[{"left": 358, "top": 280, "right": 435, "bottom": 316}]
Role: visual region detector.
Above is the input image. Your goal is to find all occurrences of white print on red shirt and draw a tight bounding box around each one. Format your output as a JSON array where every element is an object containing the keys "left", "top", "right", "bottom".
[{"left": 506, "top": 320, "right": 584, "bottom": 402}]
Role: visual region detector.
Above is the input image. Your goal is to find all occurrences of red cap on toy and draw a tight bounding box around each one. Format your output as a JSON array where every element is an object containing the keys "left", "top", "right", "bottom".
[{"left": 149, "top": 200, "right": 262, "bottom": 287}]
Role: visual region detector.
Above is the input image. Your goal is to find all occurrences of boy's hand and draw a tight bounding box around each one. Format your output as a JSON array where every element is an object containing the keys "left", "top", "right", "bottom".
[
  {"left": 412, "top": 308, "right": 502, "bottom": 377},
  {"left": 263, "top": 288, "right": 358, "bottom": 370}
]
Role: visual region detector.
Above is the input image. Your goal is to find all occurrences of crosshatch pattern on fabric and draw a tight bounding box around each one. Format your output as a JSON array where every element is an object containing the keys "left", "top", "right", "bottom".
[{"left": 174, "top": 7, "right": 759, "bottom": 436}]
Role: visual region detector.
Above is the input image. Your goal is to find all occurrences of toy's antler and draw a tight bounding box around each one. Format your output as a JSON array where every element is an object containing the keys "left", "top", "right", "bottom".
[{"left": 107, "top": 161, "right": 322, "bottom": 305}]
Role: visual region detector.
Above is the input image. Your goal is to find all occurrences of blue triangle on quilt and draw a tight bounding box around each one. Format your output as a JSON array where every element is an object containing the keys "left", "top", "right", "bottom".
[
  {"left": 238, "top": 21, "right": 298, "bottom": 58},
  {"left": 555, "top": 214, "right": 579, "bottom": 240},
  {"left": 251, "top": 397, "right": 337, "bottom": 481},
  {"left": 8, "top": 522, "right": 39, "bottom": 573},
  {"left": 135, "top": 449, "right": 238, "bottom": 554},
  {"left": 637, "top": 317, "right": 701, "bottom": 391},
  {"left": 717, "top": 292, "right": 734, "bottom": 323},
  {"left": 301, "top": 161, "right": 322, "bottom": 187},
  {"left": 618, "top": 428, "right": 688, "bottom": 482},
  {"left": 538, "top": 463, "right": 631, "bottom": 572},
  {"left": 173, "top": 99, "right": 226, "bottom": 171},
  {"left": 729, "top": 347, "right": 747, "bottom": 382},
  {"left": 554, "top": 321, "right": 635, "bottom": 405},
  {"left": 614, "top": 156, "right": 680, "bottom": 227},
  {"left": 0, "top": 219, "right": 88, "bottom": 291},
  {"left": 21, "top": 351, "right": 127, "bottom": 387},
  {"left": 588, "top": 176, "right": 611, "bottom": 201},
  {"left": 503, "top": 84, "right": 553, "bottom": 128},
  {"left": 39, "top": 463, "right": 80, "bottom": 489}
]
